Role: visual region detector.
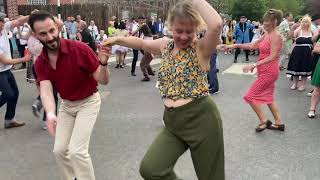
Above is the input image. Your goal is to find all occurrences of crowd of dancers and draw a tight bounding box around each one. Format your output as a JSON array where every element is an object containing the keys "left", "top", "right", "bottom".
[{"left": 0, "top": 0, "right": 320, "bottom": 179}]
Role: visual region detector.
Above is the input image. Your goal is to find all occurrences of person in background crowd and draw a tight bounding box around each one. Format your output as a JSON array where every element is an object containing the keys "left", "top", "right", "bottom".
[
  {"left": 147, "top": 17, "right": 156, "bottom": 35},
  {"left": 287, "top": 15, "right": 314, "bottom": 91},
  {"left": 279, "top": 13, "right": 294, "bottom": 71},
  {"left": 78, "top": 20, "right": 97, "bottom": 52},
  {"left": 226, "top": 20, "right": 235, "bottom": 54},
  {"left": 154, "top": 18, "right": 164, "bottom": 37},
  {"left": 248, "top": 20, "right": 254, "bottom": 43},
  {"left": 234, "top": 16, "right": 254, "bottom": 63},
  {"left": 208, "top": 50, "right": 219, "bottom": 94},
  {"left": 130, "top": 18, "right": 140, "bottom": 76},
  {"left": 13, "top": 20, "right": 29, "bottom": 69},
  {"left": 76, "top": 14, "right": 81, "bottom": 24},
  {"left": 112, "top": 16, "right": 119, "bottom": 29},
  {"left": 4, "top": 18, "right": 14, "bottom": 59},
  {"left": 88, "top": 20, "right": 99, "bottom": 40},
  {"left": 308, "top": 33, "right": 320, "bottom": 118},
  {"left": 135, "top": 18, "right": 155, "bottom": 81},
  {"left": 162, "top": 20, "right": 172, "bottom": 38},
  {"left": 0, "top": 12, "right": 33, "bottom": 129},
  {"left": 96, "top": 30, "right": 108, "bottom": 45},
  {"left": 125, "top": 19, "right": 132, "bottom": 33},
  {"left": 222, "top": 19, "right": 229, "bottom": 54},
  {"left": 107, "top": 20, "right": 116, "bottom": 37},
  {"left": 307, "top": 16, "right": 320, "bottom": 97},
  {"left": 113, "top": 21, "right": 129, "bottom": 68},
  {"left": 65, "top": 16, "right": 77, "bottom": 40},
  {"left": 251, "top": 21, "right": 263, "bottom": 55}
]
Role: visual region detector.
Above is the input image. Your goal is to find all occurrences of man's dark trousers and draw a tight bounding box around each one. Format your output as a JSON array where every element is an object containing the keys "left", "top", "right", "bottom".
[
  {"left": 0, "top": 70, "right": 19, "bottom": 121},
  {"left": 207, "top": 53, "right": 219, "bottom": 93}
]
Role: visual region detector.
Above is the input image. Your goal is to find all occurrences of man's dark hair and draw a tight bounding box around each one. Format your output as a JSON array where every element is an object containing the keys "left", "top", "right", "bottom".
[
  {"left": 28, "top": 10, "right": 55, "bottom": 31},
  {"left": 118, "top": 21, "right": 126, "bottom": 30},
  {"left": 285, "top": 13, "right": 292, "bottom": 18}
]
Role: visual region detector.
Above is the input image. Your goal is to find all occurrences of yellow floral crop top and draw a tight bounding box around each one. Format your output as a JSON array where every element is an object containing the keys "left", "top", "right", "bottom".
[{"left": 158, "top": 40, "right": 209, "bottom": 100}]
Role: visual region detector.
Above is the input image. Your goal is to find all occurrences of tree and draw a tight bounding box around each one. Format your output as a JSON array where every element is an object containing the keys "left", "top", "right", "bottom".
[
  {"left": 228, "top": 0, "right": 320, "bottom": 21},
  {"left": 230, "top": 0, "right": 267, "bottom": 21}
]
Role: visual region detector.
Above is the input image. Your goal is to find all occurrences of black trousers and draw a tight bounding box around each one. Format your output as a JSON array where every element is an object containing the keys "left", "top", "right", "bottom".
[
  {"left": 235, "top": 48, "right": 250, "bottom": 61},
  {"left": 17, "top": 43, "right": 26, "bottom": 67},
  {"left": 131, "top": 49, "right": 139, "bottom": 73},
  {"left": 0, "top": 70, "right": 19, "bottom": 121}
]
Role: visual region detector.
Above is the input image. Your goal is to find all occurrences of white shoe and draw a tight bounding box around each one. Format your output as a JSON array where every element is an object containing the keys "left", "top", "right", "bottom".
[
  {"left": 307, "top": 90, "right": 313, "bottom": 97},
  {"left": 290, "top": 84, "right": 297, "bottom": 90},
  {"left": 308, "top": 110, "right": 316, "bottom": 118},
  {"left": 41, "top": 121, "right": 48, "bottom": 130}
]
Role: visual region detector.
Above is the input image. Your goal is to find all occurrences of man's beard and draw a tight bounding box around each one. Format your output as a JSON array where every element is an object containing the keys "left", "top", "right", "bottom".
[{"left": 40, "top": 36, "right": 60, "bottom": 51}]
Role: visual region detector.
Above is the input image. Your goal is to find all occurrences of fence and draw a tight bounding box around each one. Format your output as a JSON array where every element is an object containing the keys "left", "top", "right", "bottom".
[{"left": 18, "top": 2, "right": 173, "bottom": 31}]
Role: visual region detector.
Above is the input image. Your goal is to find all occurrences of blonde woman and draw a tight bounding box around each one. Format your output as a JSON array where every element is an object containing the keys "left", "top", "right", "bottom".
[
  {"left": 286, "top": 15, "right": 314, "bottom": 91},
  {"left": 104, "top": 0, "right": 224, "bottom": 179},
  {"left": 112, "top": 21, "right": 129, "bottom": 68},
  {"left": 226, "top": 20, "right": 235, "bottom": 54}
]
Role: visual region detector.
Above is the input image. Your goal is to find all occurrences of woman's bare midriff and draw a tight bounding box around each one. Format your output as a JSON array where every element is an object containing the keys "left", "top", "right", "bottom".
[{"left": 164, "top": 98, "right": 193, "bottom": 108}]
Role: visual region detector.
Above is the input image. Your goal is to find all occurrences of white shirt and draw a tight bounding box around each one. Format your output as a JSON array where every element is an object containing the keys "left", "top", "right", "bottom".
[
  {"left": 278, "top": 20, "right": 290, "bottom": 41},
  {"left": 222, "top": 24, "right": 229, "bottom": 37},
  {"left": 88, "top": 25, "right": 99, "bottom": 38},
  {"left": 131, "top": 22, "right": 139, "bottom": 37},
  {"left": 96, "top": 34, "right": 108, "bottom": 44},
  {"left": 13, "top": 24, "right": 29, "bottom": 45},
  {"left": 0, "top": 22, "right": 13, "bottom": 72}
]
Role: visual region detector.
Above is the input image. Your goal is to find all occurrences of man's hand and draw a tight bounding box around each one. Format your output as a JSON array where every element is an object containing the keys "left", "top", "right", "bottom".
[
  {"left": 98, "top": 44, "right": 111, "bottom": 65},
  {"left": 22, "top": 52, "right": 33, "bottom": 62},
  {"left": 46, "top": 112, "right": 57, "bottom": 137},
  {"left": 31, "top": 9, "right": 39, "bottom": 14}
]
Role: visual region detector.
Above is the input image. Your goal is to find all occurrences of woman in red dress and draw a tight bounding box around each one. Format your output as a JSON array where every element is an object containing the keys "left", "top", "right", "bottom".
[{"left": 227, "top": 9, "right": 285, "bottom": 132}]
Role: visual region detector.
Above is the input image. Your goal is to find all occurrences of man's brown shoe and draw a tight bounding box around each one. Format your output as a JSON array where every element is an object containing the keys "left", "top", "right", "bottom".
[{"left": 5, "top": 121, "right": 26, "bottom": 129}]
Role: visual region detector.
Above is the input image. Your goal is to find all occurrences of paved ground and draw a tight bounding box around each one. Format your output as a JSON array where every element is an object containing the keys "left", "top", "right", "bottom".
[{"left": 1, "top": 52, "right": 320, "bottom": 180}]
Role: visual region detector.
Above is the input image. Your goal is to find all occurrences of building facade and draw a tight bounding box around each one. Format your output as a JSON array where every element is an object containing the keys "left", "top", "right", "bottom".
[{"left": 6, "top": 0, "right": 74, "bottom": 19}]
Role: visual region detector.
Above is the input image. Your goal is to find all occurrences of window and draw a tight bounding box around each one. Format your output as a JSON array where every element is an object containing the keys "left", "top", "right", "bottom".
[{"left": 28, "top": 0, "right": 47, "bottom": 5}]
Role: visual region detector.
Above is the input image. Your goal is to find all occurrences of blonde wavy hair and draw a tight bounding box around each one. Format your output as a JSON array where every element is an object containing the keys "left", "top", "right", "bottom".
[
  {"left": 300, "top": 15, "right": 312, "bottom": 32},
  {"left": 166, "top": 0, "right": 206, "bottom": 32}
]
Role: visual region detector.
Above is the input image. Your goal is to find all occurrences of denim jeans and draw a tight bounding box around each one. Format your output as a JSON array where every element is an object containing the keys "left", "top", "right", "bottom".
[
  {"left": 0, "top": 70, "right": 19, "bottom": 121},
  {"left": 207, "top": 53, "right": 219, "bottom": 93}
]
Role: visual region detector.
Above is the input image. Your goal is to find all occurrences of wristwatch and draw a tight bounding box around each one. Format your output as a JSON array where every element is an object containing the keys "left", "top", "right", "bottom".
[{"left": 99, "top": 60, "right": 108, "bottom": 66}]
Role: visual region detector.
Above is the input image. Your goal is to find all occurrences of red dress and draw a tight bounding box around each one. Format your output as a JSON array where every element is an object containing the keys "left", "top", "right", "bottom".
[{"left": 244, "top": 35, "right": 282, "bottom": 104}]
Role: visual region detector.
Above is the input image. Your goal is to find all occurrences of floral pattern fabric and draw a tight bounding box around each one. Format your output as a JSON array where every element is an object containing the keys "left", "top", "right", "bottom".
[{"left": 158, "top": 40, "right": 209, "bottom": 100}]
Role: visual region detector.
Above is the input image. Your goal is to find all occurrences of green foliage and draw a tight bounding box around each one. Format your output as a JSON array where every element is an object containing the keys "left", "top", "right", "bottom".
[
  {"left": 228, "top": 0, "right": 316, "bottom": 20},
  {"left": 230, "top": 0, "right": 267, "bottom": 21}
]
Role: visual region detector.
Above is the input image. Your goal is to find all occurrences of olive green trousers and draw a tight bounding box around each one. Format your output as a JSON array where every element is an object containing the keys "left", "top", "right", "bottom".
[{"left": 139, "top": 96, "right": 225, "bottom": 180}]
